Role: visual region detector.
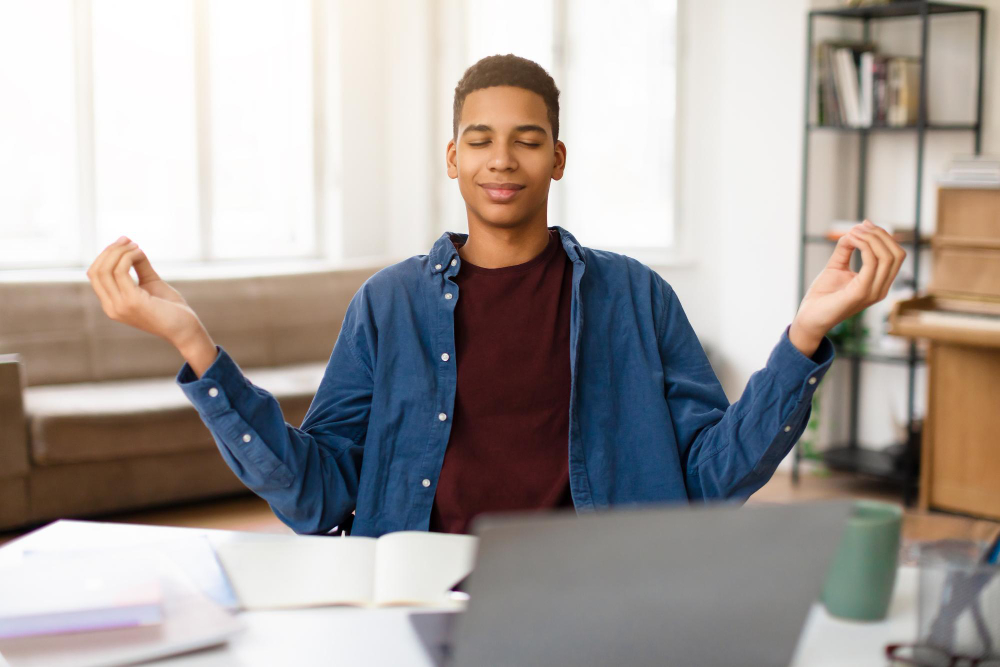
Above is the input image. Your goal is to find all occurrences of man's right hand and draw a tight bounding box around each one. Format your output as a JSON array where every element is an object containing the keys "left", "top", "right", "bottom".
[{"left": 86, "top": 236, "right": 208, "bottom": 353}]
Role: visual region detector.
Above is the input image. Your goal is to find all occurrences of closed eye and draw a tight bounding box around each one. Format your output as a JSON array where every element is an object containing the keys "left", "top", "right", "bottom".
[{"left": 468, "top": 141, "right": 540, "bottom": 147}]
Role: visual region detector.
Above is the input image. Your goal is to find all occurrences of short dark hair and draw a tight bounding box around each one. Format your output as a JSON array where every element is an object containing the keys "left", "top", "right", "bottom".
[{"left": 452, "top": 54, "right": 561, "bottom": 142}]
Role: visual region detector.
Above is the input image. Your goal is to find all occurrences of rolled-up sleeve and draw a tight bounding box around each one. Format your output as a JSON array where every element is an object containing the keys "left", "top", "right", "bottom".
[
  {"left": 176, "top": 287, "right": 375, "bottom": 534},
  {"left": 655, "top": 280, "right": 835, "bottom": 501}
]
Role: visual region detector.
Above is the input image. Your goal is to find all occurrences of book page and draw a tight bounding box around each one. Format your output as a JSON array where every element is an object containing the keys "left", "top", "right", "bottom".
[
  {"left": 214, "top": 536, "right": 377, "bottom": 609},
  {"left": 372, "top": 532, "right": 478, "bottom": 607}
]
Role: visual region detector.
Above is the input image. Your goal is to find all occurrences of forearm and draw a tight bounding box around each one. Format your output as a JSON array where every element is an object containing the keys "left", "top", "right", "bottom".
[
  {"left": 683, "top": 368, "right": 813, "bottom": 499},
  {"left": 788, "top": 319, "right": 823, "bottom": 360},
  {"left": 175, "top": 344, "right": 362, "bottom": 533},
  {"left": 174, "top": 326, "right": 219, "bottom": 379},
  {"left": 681, "top": 326, "right": 835, "bottom": 500}
]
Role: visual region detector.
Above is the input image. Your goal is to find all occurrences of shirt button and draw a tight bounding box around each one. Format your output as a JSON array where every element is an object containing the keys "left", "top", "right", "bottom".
[
  {"left": 784, "top": 425, "right": 791, "bottom": 432},
  {"left": 440, "top": 353, "right": 450, "bottom": 361},
  {"left": 444, "top": 293, "right": 453, "bottom": 300},
  {"left": 242, "top": 433, "right": 251, "bottom": 442},
  {"left": 422, "top": 478, "right": 431, "bottom": 488},
  {"left": 451, "top": 259, "right": 457, "bottom": 267},
  {"left": 808, "top": 377, "right": 817, "bottom": 385},
  {"left": 438, "top": 412, "right": 447, "bottom": 421},
  {"left": 435, "top": 263, "right": 441, "bottom": 270},
  {"left": 208, "top": 387, "right": 219, "bottom": 398}
]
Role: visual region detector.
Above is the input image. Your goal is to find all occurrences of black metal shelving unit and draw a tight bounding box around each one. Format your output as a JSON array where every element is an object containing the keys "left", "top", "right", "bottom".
[{"left": 792, "top": 0, "right": 987, "bottom": 503}]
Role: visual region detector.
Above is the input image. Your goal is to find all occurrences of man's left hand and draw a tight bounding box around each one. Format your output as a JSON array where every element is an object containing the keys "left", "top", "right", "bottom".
[{"left": 790, "top": 219, "right": 908, "bottom": 357}]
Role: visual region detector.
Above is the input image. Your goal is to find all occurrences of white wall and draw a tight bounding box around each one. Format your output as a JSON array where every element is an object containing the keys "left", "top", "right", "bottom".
[{"left": 658, "top": 0, "right": 811, "bottom": 402}]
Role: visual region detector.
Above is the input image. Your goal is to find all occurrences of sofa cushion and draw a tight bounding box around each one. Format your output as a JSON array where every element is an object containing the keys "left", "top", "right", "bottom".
[
  {"left": 0, "top": 264, "right": 381, "bottom": 386},
  {"left": 24, "top": 362, "right": 327, "bottom": 465},
  {"left": 27, "top": 449, "right": 251, "bottom": 526}
]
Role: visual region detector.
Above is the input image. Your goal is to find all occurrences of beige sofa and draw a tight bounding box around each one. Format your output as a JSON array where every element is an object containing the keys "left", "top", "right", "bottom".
[{"left": 0, "top": 264, "right": 383, "bottom": 531}]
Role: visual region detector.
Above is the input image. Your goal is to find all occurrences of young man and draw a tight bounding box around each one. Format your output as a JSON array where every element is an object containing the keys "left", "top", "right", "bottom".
[{"left": 86, "top": 54, "right": 906, "bottom": 537}]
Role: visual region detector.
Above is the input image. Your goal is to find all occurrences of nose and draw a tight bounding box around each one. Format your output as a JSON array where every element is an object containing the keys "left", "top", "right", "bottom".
[{"left": 488, "top": 142, "right": 517, "bottom": 171}]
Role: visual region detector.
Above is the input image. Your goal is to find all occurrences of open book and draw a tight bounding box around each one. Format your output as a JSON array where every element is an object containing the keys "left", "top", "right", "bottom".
[{"left": 213, "top": 531, "right": 477, "bottom": 610}]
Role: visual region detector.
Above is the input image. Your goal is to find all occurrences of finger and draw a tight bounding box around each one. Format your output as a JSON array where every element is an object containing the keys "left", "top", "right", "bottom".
[
  {"left": 847, "top": 231, "right": 878, "bottom": 308},
  {"left": 131, "top": 248, "right": 161, "bottom": 285},
  {"left": 87, "top": 237, "right": 130, "bottom": 313},
  {"left": 863, "top": 223, "right": 908, "bottom": 298},
  {"left": 96, "top": 240, "right": 138, "bottom": 312},
  {"left": 863, "top": 224, "right": 904, "bottom": 299},
  {"left": 827, "top": 232, "right": 857, "bottom": 271},
  {"left": 852, "top": 227, "right": 892, "bottom": 302},
  {"left": 112, "top": 246, "right": 144, "bottom": 304}
]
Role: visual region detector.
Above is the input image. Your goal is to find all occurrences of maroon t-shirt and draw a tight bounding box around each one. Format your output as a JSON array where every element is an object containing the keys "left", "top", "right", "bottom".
[{"left": 429, "top": 227, "right": 575, "bottom": 534}]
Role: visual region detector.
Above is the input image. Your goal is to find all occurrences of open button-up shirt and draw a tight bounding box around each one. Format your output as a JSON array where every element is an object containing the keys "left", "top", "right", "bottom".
[{"left": 176, "top": 225, "right": 835, "bottom": 537}]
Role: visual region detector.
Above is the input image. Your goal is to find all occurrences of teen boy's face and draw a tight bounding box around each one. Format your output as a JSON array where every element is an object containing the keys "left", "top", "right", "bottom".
[{"left": 446, "top": 85, "right": 566, "bottom": 230}]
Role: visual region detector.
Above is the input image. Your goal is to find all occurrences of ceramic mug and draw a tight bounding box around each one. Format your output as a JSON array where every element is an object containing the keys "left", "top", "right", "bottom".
[{"left": 821, "top": 499, "right": 903, "bottom": 621}]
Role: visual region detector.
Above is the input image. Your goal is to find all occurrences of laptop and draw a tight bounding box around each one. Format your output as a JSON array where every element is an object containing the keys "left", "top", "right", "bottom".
[{"left": 413, "top": 498, "right": 853, "bottom": 667}]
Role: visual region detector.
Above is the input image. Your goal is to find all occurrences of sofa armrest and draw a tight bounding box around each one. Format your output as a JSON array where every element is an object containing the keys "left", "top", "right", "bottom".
[{"left": 0, "top": 354, "right": 29, "bottom": 478}]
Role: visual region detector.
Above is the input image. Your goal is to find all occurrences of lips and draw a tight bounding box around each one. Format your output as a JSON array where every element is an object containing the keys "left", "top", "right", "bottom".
[{"left": 480, "top": 183, "right": 524, "bottom": 203}]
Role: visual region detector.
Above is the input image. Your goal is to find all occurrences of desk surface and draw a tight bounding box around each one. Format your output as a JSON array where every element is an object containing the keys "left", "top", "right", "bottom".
[{"left": 0, "top": 520, "right": 917, "bottom": 667}]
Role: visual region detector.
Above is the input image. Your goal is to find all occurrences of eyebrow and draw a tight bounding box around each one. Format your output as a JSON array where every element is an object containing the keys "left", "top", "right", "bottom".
[{"left": 460, "top": 124, "right": 548, "bottom": 138}]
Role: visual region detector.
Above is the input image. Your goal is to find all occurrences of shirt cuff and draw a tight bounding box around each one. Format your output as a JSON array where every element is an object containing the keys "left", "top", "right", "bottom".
[
  {"left": 765, "top": 324, "right": 836, "bottom": 397},
  {"left": 175, "top": 345, "right": 252, "bottom": 419}
]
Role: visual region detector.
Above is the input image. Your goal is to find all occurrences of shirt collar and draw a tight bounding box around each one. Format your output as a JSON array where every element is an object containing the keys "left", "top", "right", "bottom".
[{"left": 427, "top": 225, "right": 585, "bottom": 275}]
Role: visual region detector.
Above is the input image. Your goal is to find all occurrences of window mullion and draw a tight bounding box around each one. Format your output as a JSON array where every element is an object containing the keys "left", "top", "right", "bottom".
[
  {"left": 193, "top": 0, "right": 213, "bottom": 262},
  {"left": 73, "top": 0, "right": 96, "bottom": 266},
  {"left": 311, "top": 0, "right": 325, "bottom": 260}
]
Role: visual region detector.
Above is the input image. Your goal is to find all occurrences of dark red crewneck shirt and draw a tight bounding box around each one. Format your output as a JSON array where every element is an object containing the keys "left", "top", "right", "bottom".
[{"left": 429, "top": 227, "right": 575, "bottom": 534}]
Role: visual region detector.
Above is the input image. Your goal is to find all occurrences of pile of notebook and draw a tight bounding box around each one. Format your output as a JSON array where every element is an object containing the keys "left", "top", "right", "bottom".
[
  {"left": 0, "top": 522, "right": 477, "bottom": 666},
  {"left": 938, "top": 156, "right": 1000, "bottom": 188},
  {"left": 0, "top": 537, "right": 243, "bottom": 667}
]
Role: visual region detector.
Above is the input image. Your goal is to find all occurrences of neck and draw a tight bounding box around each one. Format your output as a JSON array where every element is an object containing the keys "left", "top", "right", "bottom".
[{"left": 458, "top": 215, "right": 552, "bottom": 269}]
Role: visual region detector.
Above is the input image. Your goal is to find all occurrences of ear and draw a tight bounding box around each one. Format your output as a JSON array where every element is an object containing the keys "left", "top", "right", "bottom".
[
  {"left": 446, "top": 139, "right": 458, "bottom": 179},
  {"left": 551, "top": 140, "right": 567, "bottom": 181}
]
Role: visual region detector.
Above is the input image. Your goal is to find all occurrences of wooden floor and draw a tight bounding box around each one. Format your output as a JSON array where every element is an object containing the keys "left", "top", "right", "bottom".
[{"left": 3, "top": 468, "right": 998, "bottom": 549}]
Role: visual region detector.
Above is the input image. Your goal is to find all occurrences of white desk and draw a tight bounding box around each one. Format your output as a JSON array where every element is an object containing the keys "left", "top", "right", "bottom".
[{"left": 0, "top": 520, "right": 917, "bottom": 666}]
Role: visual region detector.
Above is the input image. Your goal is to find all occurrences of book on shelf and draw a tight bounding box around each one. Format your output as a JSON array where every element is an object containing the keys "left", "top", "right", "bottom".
[{"left": 815, "top": 40, "right": 921, "bottom": 128}]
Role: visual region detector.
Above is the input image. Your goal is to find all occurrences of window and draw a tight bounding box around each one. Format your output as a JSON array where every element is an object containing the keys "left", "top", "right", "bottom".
[
  {"left": 561, "top": 0, "right": 677, "bottom": 251},
  {"left": 437, "top": 0, "right": 679, "bottom": 255},
  {"left": 0, "top": 0, "right": 327, "bottom": 270},
  {"left": 1, "top": 2, "right": 678, "bottom": 270},
  {"left": 0, "top": 0, "right": 80, "bottom": 268}
]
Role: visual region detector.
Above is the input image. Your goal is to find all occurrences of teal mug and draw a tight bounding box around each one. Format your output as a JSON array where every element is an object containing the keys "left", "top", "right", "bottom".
[{"left": 821, "top": 499, "right": 903, "bottom": 621}]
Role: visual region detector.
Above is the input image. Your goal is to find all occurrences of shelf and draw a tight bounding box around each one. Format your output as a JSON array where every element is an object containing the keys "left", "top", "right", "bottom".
[
  {"left": 810, "top": 1, "right": 983, "bottom": 20},
  {"left": 806, "top": 123, "right": 978, "bottom": 133},
  {"left": 795, "top": 0, "right": 985, "bottom": 500},
  {"left": 803, "top": 234, "right": 932, "bottom": 247},
  {"left": 820, "top": 445, "right": 916, "bottom": 484},
  {"left": 832, "top": 343, "right": 927, "bottom": 365}
]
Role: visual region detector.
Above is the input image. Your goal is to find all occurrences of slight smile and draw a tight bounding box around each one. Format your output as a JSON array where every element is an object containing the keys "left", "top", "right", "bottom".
[{"left": 480, "top": 183, "right": 524, "bottom": 203}]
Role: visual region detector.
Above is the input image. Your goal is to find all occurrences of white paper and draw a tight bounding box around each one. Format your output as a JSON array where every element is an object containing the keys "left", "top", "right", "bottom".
[
  {"left": 214, "top": 537, "right": 377, "bottom": 610},
  {"left": 373, "top": 532, "right": 478, "bottom": 607}
]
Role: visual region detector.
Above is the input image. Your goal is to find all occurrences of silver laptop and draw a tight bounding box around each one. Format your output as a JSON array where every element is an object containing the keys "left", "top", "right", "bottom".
[{"left": 419, "top": 499, "right": 853, "bottom": 667}]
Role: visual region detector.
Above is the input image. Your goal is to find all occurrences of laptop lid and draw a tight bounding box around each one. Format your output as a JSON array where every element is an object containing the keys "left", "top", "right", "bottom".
[{"left": 447, "top": 499, "right": 853, "bottom": 667}]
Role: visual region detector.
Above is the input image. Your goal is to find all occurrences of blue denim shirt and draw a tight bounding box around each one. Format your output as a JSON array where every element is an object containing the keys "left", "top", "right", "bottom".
[{"left": 176, "top": 225, "right": 834, "bottom": 537}]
